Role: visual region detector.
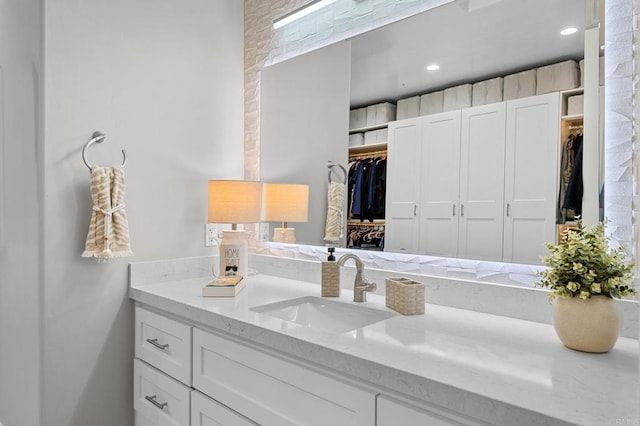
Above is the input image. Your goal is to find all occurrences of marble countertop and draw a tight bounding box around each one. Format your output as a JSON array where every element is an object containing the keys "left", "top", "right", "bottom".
[{"left": 130, "top": 273, "right": 639, "bottom": 426}]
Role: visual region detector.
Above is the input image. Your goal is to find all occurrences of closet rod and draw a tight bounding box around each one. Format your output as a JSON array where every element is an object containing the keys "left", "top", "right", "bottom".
[
  {"left": 568, "top": 124, "right": 584, "bottom": 130},
  {"left": 349, "top": 150, "right": 387, "bottom": 160}
]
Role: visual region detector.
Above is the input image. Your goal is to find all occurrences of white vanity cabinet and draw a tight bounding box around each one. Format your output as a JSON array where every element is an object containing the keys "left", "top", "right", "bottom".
[
  {"left": 386, "top": 92, "right": 560, "bottom": 263},
  {"left": 133, "top": 306, "right": 376, "bottom": 426},
  {"left": 134, "top": 306, "right": 258, "bottom": 426}
]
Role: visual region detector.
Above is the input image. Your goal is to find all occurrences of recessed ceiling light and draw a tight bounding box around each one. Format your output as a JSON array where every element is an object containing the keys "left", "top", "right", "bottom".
[
  {"left": 560, "top": 27, "right": 578, "bottom": 36},
  {"left": 426, "top": 64, "right": 440, "bottom": 71}
]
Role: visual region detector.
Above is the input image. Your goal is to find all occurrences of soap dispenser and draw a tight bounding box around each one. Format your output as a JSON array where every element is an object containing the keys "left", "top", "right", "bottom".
[{"left": 321, "top": 247, "right": 340, "bottom": 297}]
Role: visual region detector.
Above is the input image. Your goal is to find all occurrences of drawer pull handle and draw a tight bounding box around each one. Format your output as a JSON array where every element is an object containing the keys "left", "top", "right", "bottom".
[
  {"left": 146, "top": 338, "right": 169, "bottom": 350},
  {"left": 145, "top": 395, "right": 168, "bottom": 410}
]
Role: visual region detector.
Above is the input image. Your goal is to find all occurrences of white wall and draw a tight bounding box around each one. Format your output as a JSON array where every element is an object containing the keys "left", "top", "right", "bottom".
[
  {"left": 40, "top": 1, "right": 244, "bottom": 425},
  {"left": 0, "top": 0, "right": 43, "bottom": 425},
  {"left": 261, "top": 42, "right": 351, "bottom": 245}
]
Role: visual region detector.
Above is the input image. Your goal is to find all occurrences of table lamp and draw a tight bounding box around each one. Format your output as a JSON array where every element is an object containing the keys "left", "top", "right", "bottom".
[
  {"left": 262, "top": 183, "right": 309, "bottom": 243},
  {"left": 208, "top": 180, "right": 261, "bottom": 279}
]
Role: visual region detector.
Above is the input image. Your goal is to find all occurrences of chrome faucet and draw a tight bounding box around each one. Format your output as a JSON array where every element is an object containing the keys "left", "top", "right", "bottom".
[{"left": 337, "top": 254, "right": 377, "bottom": 302}]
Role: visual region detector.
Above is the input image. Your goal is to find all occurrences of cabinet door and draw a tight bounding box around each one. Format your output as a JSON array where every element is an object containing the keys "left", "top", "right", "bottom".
[
  {"left": 191, "top": 390, "right": 257, "bottom": 426},
  {"left": 419, "top": 111, "right": 462, "bottom": 257},
  {"left": 385, "top": 117, "right": 422, "bottom": 252},
  {"left": 459, "top": 102, "right": 507, "bottom": 261},
  {"left": 503, "top": 93, "right": 560, "bottom": 264},
  {"left": 377, "top": 395, "right": 482, "bottom": 426},
  {"left": 193, "top": 328, "right": 375, "bottom": 426}
]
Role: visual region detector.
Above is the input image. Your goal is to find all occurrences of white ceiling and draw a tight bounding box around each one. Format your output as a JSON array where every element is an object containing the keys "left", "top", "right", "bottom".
[{"left": 350, "top": 0, "right": 585, "bottom": 107}]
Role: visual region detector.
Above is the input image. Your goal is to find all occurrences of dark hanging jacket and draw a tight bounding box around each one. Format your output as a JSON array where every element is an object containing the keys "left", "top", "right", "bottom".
[{"left": 562, "top": 136, "right": 583, "bottom": 215}]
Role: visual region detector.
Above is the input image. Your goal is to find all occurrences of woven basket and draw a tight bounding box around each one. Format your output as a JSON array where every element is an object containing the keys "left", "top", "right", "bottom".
[{"left": 385, "top": 278, "right": 425, "bottom": 315}]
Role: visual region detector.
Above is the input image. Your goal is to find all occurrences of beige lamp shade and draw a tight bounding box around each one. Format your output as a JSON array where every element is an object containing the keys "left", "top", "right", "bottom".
[
  {"left": 262, "top": 183, "right": 309, "bottom": 224},
  {"left": 208, "top": 180, "right": 262, "bottom": 225}
]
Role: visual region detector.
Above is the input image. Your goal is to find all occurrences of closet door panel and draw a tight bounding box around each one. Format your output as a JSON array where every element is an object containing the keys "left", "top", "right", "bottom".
[
  {"left": 386, "top": 118, "right": 422, "bottom": 253},
  {"left": 459, "top": 103, "right": 506, "bottom": 261},
  {"left": 503, "top": 93, "right": 560, "bottom": 264},
  {"left": 419, "top": 111, "right": 461, "bottom": 257}
]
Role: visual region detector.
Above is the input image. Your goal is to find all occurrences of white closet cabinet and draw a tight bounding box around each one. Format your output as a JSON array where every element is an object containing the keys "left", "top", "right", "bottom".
[
  {"left": 503, "top": 92, "right": 559, "bottom": 264},
  {"left": 458, "top": 102, "right": 507, "bottom": 261},
  {"left": 385, "top": 117, "right": 423, "bottom": 253},
  {"left": 419, "top": 110, "right": 462, "bottom": 257},
  {"left": 386, "top": 93, "right": 559, "bottom": 263}
]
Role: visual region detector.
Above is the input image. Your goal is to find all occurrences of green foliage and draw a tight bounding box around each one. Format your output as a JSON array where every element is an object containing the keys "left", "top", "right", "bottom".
[{"left": 538, "top": 220, "right": 636, "bottom": 300}]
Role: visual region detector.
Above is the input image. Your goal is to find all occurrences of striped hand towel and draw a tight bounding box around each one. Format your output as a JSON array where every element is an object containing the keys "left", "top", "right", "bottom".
[{"left": 82, "top": 166, "right": 133, "bottom": 259}]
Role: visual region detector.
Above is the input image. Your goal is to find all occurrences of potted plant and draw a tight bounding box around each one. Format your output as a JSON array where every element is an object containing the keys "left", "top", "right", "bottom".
[{"left": 538, "top": 220, "right": 636, "bottom": 353}]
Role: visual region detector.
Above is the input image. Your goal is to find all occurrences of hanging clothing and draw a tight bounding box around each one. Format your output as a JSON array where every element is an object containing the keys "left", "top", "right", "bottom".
[
  {"left": 348, "top": 157, "right": 387, "bottom": 222},
  {"left": 82, "top": 166, "right": 133, "bottom": 259},
  {"left": 346, "top": 224, "right": 384, "bottom": 250},
  {"left": 557, "top": 133, "right": 582, "bottom": 222},
  {"left": 562, "top": 139, "right": 583, "bottom": 217}
]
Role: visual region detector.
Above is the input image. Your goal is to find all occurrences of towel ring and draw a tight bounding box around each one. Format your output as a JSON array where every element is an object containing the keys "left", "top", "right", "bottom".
[
  {"left": 327, "top": 161, "right": 347, "bottom": 184},
  {"left": 82, "top": 131, "right": 127, "bottom": 170}
]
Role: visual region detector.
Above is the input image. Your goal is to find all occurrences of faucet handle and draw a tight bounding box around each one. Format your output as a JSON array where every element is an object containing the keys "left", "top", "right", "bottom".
[
  {"left": 355, "top": 279, "right": 377, "bottom": 302},
  {"left": 361, "top": 280, "right": 376, "bottom": 292}
]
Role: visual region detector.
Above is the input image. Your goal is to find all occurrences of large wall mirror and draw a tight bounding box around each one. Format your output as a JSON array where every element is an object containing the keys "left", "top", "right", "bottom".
[{"left": 261, "top": 0, "right": 603, "bottom": 269}]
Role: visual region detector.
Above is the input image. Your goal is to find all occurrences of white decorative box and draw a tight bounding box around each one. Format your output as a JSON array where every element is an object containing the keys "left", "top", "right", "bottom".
[
  {"left": 536, "top": 60, "right": 579, "bottom": 95},
  {"left": 419, "top": 91, "right": 444, "bottom": 116},
  {"left": 364, "top": 128, "right": 388, "bottom": 145},
  {"left": 472, "top": 77, "right": 504, "bottom": 106},
  {"left": 349, "top": 108, "right": 367, "bottom": 130},
  {"left": 366, "top": 103, "right": 396, "bottom": 127},
  {"left": 397, "top": 96, "right": 420, "bottom": 119},
  {"left": 503, "top": 69, "right": 537, "bottom": 101},
  {"left": 366, "top": 105, "right": 378, "bottom": 127},
  {"left": 443, "top": 84, "right": 472, "bottom": 112},
  {"left": 349, "top": 133, "right": 365, "bottom": 147},
  {"left": 567, "top": 94, "right": 584, "bottom": 116}
]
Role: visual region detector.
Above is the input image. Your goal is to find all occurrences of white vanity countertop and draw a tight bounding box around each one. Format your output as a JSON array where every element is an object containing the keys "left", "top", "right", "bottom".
[{"left": 130, "top": 274, "right": 639, "bottom": 426}]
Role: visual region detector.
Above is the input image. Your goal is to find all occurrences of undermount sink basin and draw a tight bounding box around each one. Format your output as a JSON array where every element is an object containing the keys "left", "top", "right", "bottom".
[{"left": 251, "top": 296, "right": 396, "bottom": 334}]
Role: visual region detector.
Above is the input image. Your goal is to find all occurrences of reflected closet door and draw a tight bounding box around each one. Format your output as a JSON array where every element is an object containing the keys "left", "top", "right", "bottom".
[
  {"left": 459, "top": 102, "right": 507, "bottom": 261},
  {"left": 503, "top": 92, "right": 560, "bottom": 264},
  {"left": 419, "top": 111, "right": 462, "bottom": 257},
  {"left": 385, "top": 117, "right": 422, "bottom": 253}
]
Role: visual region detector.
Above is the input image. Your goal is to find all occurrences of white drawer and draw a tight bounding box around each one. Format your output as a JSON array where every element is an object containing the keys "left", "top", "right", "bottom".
[
  {"left": 191, "top": 390, "right": 258, "bottom": 426},
  {"left": 135, "top": 306, "right": 191, "bottom": 385},
  {"left": 134, "top": 359, "right": 190, "bottom": 426},
  {"left": 193, "top": 328, "right": 375, "bottom": 426}
]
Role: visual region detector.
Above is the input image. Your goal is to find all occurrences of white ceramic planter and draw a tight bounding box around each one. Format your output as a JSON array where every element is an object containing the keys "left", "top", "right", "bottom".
[{"left": 552, "top": 296, "right": 622, "bottom": 353}]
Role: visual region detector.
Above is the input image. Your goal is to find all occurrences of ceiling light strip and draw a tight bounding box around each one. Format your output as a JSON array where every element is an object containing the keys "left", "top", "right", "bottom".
[{"left": 273, "top": 0, "right": 338, "bottom": 29}]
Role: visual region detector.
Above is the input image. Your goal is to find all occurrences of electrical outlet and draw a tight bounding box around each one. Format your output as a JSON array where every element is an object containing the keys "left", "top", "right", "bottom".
[{"left": 205, "top": 223, "right": 218, "bottom": 247}]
